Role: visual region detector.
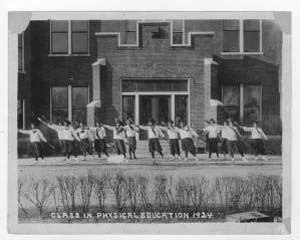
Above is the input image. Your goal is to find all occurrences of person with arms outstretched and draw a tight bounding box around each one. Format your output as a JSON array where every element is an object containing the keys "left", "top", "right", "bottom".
[{"left": 18, "top": 123, "right": 47, "bottom": 162}]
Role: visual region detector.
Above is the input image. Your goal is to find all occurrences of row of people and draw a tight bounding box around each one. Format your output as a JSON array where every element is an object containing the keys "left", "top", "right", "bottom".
[{"left": 18, "top": 117, "right": 269, "bottom": 163}]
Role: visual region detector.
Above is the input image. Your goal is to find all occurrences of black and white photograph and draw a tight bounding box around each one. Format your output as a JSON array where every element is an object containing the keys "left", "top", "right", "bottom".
[{"left": 6, "top": 10, "right": 292, "bottom": 235}]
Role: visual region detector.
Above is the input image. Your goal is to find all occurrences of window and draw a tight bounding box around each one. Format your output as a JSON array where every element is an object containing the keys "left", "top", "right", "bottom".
[
  {"left": 175, "top": 95, "right": 188, "bottom": 125},
  {"left": 124, "top": 20, "right": 137, "bottom": 44},
  {"left": 122, "top": 79, "right": 188, "bottom": 92},
  {"left": 51, "top": 86, "right": 89, "bottom": 123},
  {"left": 172, "top": 20, "right": 184, "bottom": 44},
  {"left": 243, "top": 20, "right": 260, "bottom": 52},
  {"left": 122, "top": 96, "right": 135, "bottom": 121},
  {"left": 72, "top": 87, "right": 89, "bottom": 123},
  {"left": 222, "top": 84, "right": 261, "bottom": 123},
  {"left": 50, "top": 20, "right": 89, "bottom": 55},
  {"left": 18, "top": 33, "right": 24, "bottom": 72},
  {"left": 71, "top": 21, "right": 89, "bottom": 53},
  {"left": 51, "top": 21, "right": 68, "bottom": 54},
  {"left": 51, "top": 87, "right": 68, "bottom": 123},
  {"left": 223, "top": 20, "right": 240, "bottom": 52},
  {"left": 222, "top": 19, "right": 262, "bottom": 53},
  {"left": 18, "top": 99, "right": 25, "bottom": 129}
]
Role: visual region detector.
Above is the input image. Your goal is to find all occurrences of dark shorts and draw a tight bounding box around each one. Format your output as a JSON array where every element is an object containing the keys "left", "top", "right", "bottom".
[
  {"left": 95, "top": 139, "right": 107, "bottom": 152},
  {"left": 81, "top": 138, "right": 91, "bottom": 155},
  {"left": 208, "top": 138, "right": 218, "bottom": 153},
  {"left": 148, "top": 138, "right": 162, "bottom": 153},
  {"left": 114, "top": 139, "right": 126, "bottom": 155},
  {"left": 181, "top": 138, "right": 196, "bottom": 155},
  {"left": 169, "top": 139, "right": 180, "bottom": 156},
  {"left": 128, "top": 136, "right": 137, "bottom": 151},
  {"left": 252, "top": 139, "right": 265, "bottom": 155}
]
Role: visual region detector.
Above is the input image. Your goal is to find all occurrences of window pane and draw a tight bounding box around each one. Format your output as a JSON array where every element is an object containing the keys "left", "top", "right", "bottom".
[
  {"left": 51, "top": 33, "right": 68, "bottom": 53},
  {"left": 172, "top": 20, "right": 183, "bottom": 32},
  {"left": 223, "top": 20, "right": 239, "bottom": 30},
  {"left": 72, "top": 87, "right": 88, "bottom": 123},
  {"left": 52, "top": 87, "right": 68, "bottom": 107},
  {"left": 122, "top": 96, "right": 135, "bottom": 122},
  {"left": 243, "top": 20, "right": 260, "bottom": 31},
  {"left": 122, "top": 80, "right": 188, "bottom": 92},
  {"left": 173, "top": 32, "right": 183, "bottom": 44},
  {"left": 122, "top": 80, "right": 137, "bottom": 92},
  {"left": 223, "top": 31, "right": 239, "bottom": 52},
  {"left": 223, "top": 85, "right": 240, "bottom": 122},
  {"left": 244, "top": 31, "right": 260, "bottom": 52},
  {"left": 72, "top": 32, "right": 88, "bottom": 53},
  {"left": 243, "top": 85, "right": 261, "bottom": 124},
  {"left": 51, "top": 21, "right": 68, "bottom": 32},
  {"left": 52, "top": 87, "right": 68, "bottom": 123},
  {"left": 175, "top": 95, "right": 188, "bottom": 125},
  {"left": 71, "top": 21, "right": 88, "bottom": 31}
]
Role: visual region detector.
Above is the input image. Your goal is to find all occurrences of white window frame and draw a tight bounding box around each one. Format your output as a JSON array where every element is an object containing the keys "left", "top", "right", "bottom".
[
  {"left": 50, "top": 85, "right": 89, "bottom": 122},
  {"left": 18, "top": 32, "right": 25, "bottom": 73},
  {"left": 222, "top": 84, "right": 262, "bottom": 122},
  {"left": 49, "top": 20, "right": 90, "bottom": 57},
  {"left": 221, "top": 19, "right": 263, "bottom": 55}
]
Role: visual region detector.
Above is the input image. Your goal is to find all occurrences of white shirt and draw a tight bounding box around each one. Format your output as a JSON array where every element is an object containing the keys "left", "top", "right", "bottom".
[
  {"left": 19, "top": 129, "right": 47, "bottom": 143},
  {"left": 124, "top": 125, "right": 138, "bottom": 137},
  {"left": 177, "top": 127, "right": 198, "bottom": 139},
  {"left": 75, "top": 128, "right": 90, "bottom": 140},
  {"left": 139, "top": 126, "right": 164, "bottom": 139},
  {"left": 221, "top": 126, "right": 238, "bottom": 141},
  {"left": 63, "top": 126, "right": 79, "bottom": 141},
  {"left": 92, "top": 127, "right": 106, "bottom": 139},
  {"left": 105, "top": 125, "right": 125, "bottom": 140},
  {"left": 47, "top": 124, "right": 65, "bottom": 140},
  {"left": 243, "top": 127, "right": 267, "bottom": 140},
  {"left": 159, "top": 126, "right": 179, "bottom": 139},
  {"left": 203, "top": 125, "right": 220, "bottom": 138}
]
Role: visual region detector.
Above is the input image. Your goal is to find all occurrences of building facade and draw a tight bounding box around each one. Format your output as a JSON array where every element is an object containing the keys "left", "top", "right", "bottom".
[{"left": 18, "top": 19, "right": 282, "bottom": 136}]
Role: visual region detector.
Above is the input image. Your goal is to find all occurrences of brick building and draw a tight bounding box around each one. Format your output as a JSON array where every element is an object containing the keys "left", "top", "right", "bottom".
[{"left": 17, "top": 19, "right": 282, "bottom": 138}]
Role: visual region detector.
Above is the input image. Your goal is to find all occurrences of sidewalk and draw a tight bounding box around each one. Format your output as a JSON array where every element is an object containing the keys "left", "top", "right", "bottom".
[{"left": 18, "top": 154, "right": 282, "bottom": 167}]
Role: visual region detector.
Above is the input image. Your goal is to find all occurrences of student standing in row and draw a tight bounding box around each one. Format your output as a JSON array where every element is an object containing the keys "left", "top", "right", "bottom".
[
  {"left": 104, "top": 121, "right": 127, "bottom": 159},
  {"left": 220, "top": 121, "right": 229, "bottom": 160},
  {"left": 123, "top": 118, "right": 139, "bottom": 160},
  {"left": 63, "top": 120, "right": 81, "bottom": 162},
  {"left": 38, "top": 117, "right": 65, "bottom": 153},
  {"left": 18, "top": 123, "right": 47, "bottom": 162},
  {"left": 202, "top": 119, "right": 220, "bottom": 159},
  {"left": 92, "top": 122, "right": 109, "bottom": 159},
  {"left": 139, "top": 119, "right": 164, "bottom": 163},
  {"left": 159, "top": 120, "right": 181, "bottom": 161},
  {"left": 237, "top": 121, "right": 268, "bottom": 161},
  {"left": 75, "top": 123, "right": 93, "bottom": 160},
  {"left": 176, "top": 121, "right": 199, "bottom": 161},
  {"left": 222, "top": 121, "right": 248, "bottom": 162}
]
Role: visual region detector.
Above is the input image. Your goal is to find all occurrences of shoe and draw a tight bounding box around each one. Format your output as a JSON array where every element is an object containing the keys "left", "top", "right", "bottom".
[
  {"left": 263, "top": 156, "right": 269, "bottom": 161},
  {"left": 231, "top": 158, "right": 235, "bottom": 162},
  {"left": 182, "top": 158, "right": 188, "bottom": 162},
  {"left": 242, "top": 157, "right": 248, "bottom": 162},
  {"left": 255, "top": 157, "right": 258, "bottom": 161}
]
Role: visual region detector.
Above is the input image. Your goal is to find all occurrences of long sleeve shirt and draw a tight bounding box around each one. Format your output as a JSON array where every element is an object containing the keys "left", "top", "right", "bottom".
[
  {"left": 139, "top": 126, "right": 165, "bottom": 139},
  {"left": 19, "top": 129, "right": 47, "bottom": 143},
  {"left": 203, "top": 125, "right": 220, "bottom": 139},
  {"left": 242, "top": 126, "right": 268, "bottom": 140},
  {"left": 220, "top": 126, "right": 238, "bottom": 141},
  {"left": 47, "top": 124, "right": 65, "bottom": 140},
  {"left": 104, "top": 125, "right": 125, "bottom": 140},
  {"left": 64, "top": 126, "right": 80, "bottom": 141},
  {"left": 75, "top": 128, "right": 90, "bottom": 140},
  {"left": 123, "top": 125, "right": 139, "bottom": 138},
  {"left": 176, "top": 127, "right": 198, "bottom": 139},
  {"left": 159, "top": 126, "right": 179, "bottom": 139},
  {"left": 90, "top": 126, "right": 106, "bottom": 140}
]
